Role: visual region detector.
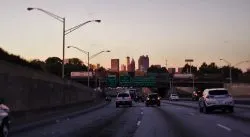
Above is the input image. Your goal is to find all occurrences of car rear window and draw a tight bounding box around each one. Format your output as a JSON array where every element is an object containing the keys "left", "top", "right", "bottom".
[
  {"left": 118, "top": 93, "right": 129, "bottom": 97},
  {"left": 209, "top": 90, "right": 228, "bottom": 95},
  {"left": 149, "top": 94, "right": 158, "bottom": 98}
]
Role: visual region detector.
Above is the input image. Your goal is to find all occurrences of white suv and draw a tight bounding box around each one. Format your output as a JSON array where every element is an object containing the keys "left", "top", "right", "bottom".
[
  {"left": 199, "top": 88, "right": 234, "bottom": 113},
  {"left": 169, "top": 94, "right": 179, "bottom": 101},
  {"left": 116, "top": 92, "right": 132, "bottom": 108}
]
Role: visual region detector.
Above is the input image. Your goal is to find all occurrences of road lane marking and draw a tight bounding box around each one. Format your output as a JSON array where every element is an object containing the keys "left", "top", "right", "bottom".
[
  {"left": 189, "top": 112, "right": 194, "bottom": 116},
  {"left": 137, "top": 121, "right": 141, "bottom": 126},
  {"left": 176, "top": 107, "right": 182, "bottom": 110},
  {"left": 217, "top": 124, "right": 232, "bottom": 132},
  {"left": 141, "top": 112, "right": 144, "bottom": 115}
]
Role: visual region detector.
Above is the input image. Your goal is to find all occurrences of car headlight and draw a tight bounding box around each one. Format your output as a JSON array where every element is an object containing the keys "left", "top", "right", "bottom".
[{"left": 147, "top": 97, "right": 149, "bottom": 100}]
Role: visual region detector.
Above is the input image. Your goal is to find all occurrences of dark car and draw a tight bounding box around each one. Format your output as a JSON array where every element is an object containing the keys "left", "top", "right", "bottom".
[
  {"left": 192, "top": 90, "right": 203, "bottom": 101},
  {"left": 105, "top": 96, "right": 111, "bottom": 101},
  {"left": 0, "top": 101, "right": 10, "bottom": 137},
  {"left": 145, "top": 93, "right": 161, "bottom": 107}
]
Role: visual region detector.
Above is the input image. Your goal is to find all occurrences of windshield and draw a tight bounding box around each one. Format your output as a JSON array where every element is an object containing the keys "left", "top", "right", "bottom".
[
  {"left": 118, "top": 93, "right": 129, "bottom": 97},
  {"left": 209, "top": 90, "right": 229, "bottom": 95},
  {"left": 149, "top": 94, "right": 158, "bottom": 98}
]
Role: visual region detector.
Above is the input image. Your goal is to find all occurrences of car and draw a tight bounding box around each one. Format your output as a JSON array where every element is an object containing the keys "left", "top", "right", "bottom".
[
  {"left": 169, "top": 94, "right": 179, "bottom": 101},
  {"left": 0, "top": 102, "right": 10, "bottom": 137},
  {"left": 116, "top": 92, "right": 132, "bottom": 108},
  {"left": 192, "top": 90, "right": 203, "bottom": 101},
  {"left": 145, "top": 93, "right": 161, "bottom": 107},
  {"left": 105, "top": 96, "right": 111, "bottom": 101},
  {"left": 198, "top": 88, "right": 234, "bottom": 114}
]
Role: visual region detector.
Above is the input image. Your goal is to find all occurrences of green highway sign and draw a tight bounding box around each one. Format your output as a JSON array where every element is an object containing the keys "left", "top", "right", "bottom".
[
  {"left": 119, "top": 75, "right": 131, "bottom": 87},
  {"left": 132, "top": 76, "right": 156, "bottom": 87},
  {"left": 107, "top": 75, "right": 117, "bottom": 87}
]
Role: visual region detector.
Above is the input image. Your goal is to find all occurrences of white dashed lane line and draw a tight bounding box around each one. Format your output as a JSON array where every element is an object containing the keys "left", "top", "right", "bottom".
[
  {"left": 217, "top": 124, "right": 232, "bottom": 132},
  {"left": 189, "top": 112, "right": 194, "bottom": 116},
  {"left": 137, "top": 121, "right": 141, "bottom": 126},
  {"left": 141, "top": 112, "right": 144, "bottom": 115}
]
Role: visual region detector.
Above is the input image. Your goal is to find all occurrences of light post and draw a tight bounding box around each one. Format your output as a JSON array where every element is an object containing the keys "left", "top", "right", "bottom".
[
  {"left": 67, "top": 46, "right": 110, "bottom": 87},
  {"left": 27, "top": 7, "right": 101, "bottom": 79},
  {"left": 220, "top": 59, "right": 250, "bottom": 85}
]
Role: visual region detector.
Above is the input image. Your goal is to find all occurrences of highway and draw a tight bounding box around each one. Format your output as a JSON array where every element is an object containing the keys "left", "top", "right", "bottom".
[{"left": 10, "top": 100, "right": 250, "bottom": 137}]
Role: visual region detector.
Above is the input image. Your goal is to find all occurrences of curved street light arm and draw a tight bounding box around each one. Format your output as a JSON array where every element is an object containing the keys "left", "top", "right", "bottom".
[
  {"left": 67, "top": 46, "right": 89, "bottom": 55},
  {"left": 220, "top": 58, "right": 231, "bottom": 66},
  {"left": 90, "top": 51, "right": 104, "bottom": 60},
  {"left": 65, "top": 20, "right": 100, "bottom": 35},
  {"left": 233, "top": 60, "right": 250, "bottom": 67},
  {"left": 28, "top": 8, "right": 64, "bottom": 22}
]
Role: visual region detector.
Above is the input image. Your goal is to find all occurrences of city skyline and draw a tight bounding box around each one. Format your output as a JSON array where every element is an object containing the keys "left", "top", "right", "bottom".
[{"left": 1, "top": 0, "right": 250, "bottom": 71}]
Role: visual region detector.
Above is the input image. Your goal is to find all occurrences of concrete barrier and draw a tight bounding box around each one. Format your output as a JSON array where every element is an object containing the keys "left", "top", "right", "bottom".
[{"left": 0, "top": 73, "right": 94, "bottom": 112}]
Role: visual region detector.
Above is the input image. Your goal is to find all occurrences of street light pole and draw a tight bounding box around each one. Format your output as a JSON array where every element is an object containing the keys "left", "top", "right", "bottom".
[
  {"left": 62, "top": 18, "right": 65, "bottom": 78},
  {"left": 67, "top": 46, "right": 110, "bottom": 87},
  {"left": 27, "top": 7, "right": 101, "bottom": 79},
  {"left": 220, "top": 59, "right": 250, "bottom": 85},
  {"left": 87, "top": 52, "right": 90, "bottom": 87}
]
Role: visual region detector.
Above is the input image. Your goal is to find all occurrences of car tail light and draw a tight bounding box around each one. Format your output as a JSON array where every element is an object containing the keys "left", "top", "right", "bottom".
[{"left": 227, "top": 95, "right": 232, "bottom": 98}]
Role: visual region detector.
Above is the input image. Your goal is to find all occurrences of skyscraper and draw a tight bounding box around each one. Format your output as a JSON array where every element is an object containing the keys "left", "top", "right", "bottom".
[
  {"left": 130, "top": 58, "right": 135, "bottom": 72},
  {"left": 126, "top": 56, "right": 130, "bottom": 71},
  {"left": 138, "top": 55, "right": 149, "bottom": 72},
  {"left": 111, "top": 59, "right": 119, "bottom": 72},
  {"left": 121, "top": 64, "right": 126, "bottom": 71}
]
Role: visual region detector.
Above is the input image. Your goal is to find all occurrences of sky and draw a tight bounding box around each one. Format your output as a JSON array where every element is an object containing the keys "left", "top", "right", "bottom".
[{"left": 1, "top": 0, "right": 250, "bottom": 71}]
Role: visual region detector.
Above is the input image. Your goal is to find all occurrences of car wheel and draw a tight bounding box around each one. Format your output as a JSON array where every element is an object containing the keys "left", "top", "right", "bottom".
[
  {"left": 116, "top": 104, "right": 119, "bottom": 108},
  {"left": 0, "top": 121, "right": 9, "bottom": 137},
  {"left": 228, "top": 107, "right": 234, "bottom": 113},
  {"left": 157, "top": 103, "right": 161, "bottom": 107}
]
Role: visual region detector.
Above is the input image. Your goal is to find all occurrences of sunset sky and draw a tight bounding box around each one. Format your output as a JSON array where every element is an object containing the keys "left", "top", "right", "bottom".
[{"left": 1, "top": 0, "right": 250, "bottom": 71}]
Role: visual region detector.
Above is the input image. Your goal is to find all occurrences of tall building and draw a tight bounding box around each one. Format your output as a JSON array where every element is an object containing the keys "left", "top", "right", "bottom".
[
  {"left": 111, "top": 59, "right": 119, "bottom": 72},
  {"left": 168, "top": 68, "right": 176, "bottom": 74},
  {"left": 121, "top": 64, "right": 126, "bottom": 71},
  {"left": 138, "top": 55, "right": 149, "bottom": 72},
  {"left": 178, "top": 67, "right": 183, "bottom": 73},
  {"left": 126, "top": 56, "right": 130, "bottom": 71},
  {"left": 130, "top": 58, "right": 135, "bottom": 72}
]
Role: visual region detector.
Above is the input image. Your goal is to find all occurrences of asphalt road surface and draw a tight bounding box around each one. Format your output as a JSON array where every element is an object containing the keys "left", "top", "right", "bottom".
[{"left": 11, "top": 100, "right": 250, "bottom": 137}]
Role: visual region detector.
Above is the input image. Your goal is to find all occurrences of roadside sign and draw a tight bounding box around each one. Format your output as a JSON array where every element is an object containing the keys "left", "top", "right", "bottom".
[
  {"left": 107, "top": 75, "right": 117, "bottom": 87},
  {"left": 119, "top": 75, "right": 131, "bottom": 87}
]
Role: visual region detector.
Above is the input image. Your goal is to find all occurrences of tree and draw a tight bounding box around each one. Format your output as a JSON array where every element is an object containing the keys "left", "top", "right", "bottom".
[
  {"left": 220, "top": 66, "right": 242, "bottom": 81},
  {"left": 198, "top": 62, "right": 220, "bottom": 74},
  {"left": 45, "top": 57, "right": 62, "bottom": 76},
  {"left": 67, "top": 58, "right": 83, "bottom": 66},
  {"left": 147, "top": 65, "right": 168, "bottom": 73},
  {"left": 182, "top": 63, "right": 197, "bottom": 74},
  {"left": 96, "top": 67, "right": 106, "bottom": 72},
  {"left": 64, "top": 58, "right": 87, "bottom": 77},
  {"left": 30, "top": 59, "right": 45, "bottom": 71}
]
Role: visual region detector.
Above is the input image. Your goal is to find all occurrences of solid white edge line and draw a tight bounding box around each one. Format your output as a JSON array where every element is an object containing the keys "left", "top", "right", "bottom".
[
  {"left": 217, "top": 124, "right": 232, "bottom": 131},
  {"left": 137, "top": 121, "right": 141, "bottom": 126}
]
